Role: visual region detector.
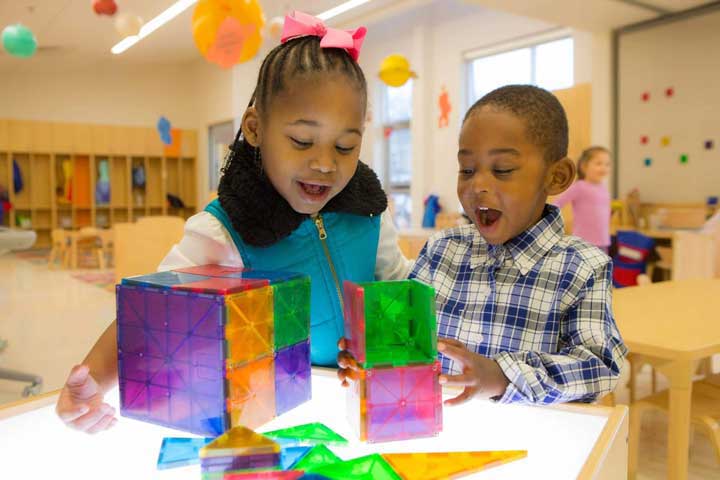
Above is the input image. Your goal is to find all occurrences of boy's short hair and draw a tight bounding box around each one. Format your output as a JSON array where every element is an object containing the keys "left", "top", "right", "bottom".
[{"left": 464, "top": 84, "right": 569, "bottom": 163}]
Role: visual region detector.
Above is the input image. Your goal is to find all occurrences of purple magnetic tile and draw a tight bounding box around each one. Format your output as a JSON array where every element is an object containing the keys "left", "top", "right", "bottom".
[
  {"left": 274, "top": 340, "right": 311, "bottom": 416},
  {"left": 117, "top": 285, "right": 145, "bottom": 326},
  {"left": 188, "top": 293, "right": 225, "bottom": 339},
  {"left": 167, "top": 291, "right": 192, "bottom": 332},
  {"left": 166, "top": 331, "right": 192, "bottom": 364},
  {"left": 191, "top": 393, "right": 226, "bottom": 436},
  {"left": 167, "top": 389, "right": 192, "bottom": 431},
  {"left": 201, "top": 453, "right": 280, "bottom": 472},
  {"left": 146, "top": 289, "right": 169, "bottom": 330},
  {"left": 120, "top": 379, "right": 148, "bottom": 416},
  {"left": 119, "top": 352, "right": 147, "bottom": 382},
  {"left": 148, "top": 385, "right": 172, "bottom": 425},
  {"left": 190, "top": 364, "right": 223, "bottom": 396},
  {"left": 118, "top": 324, "right": 145, "bottom": 356},
  {"left": 190, "top": 335, "right": 224, "bottom": 369}
]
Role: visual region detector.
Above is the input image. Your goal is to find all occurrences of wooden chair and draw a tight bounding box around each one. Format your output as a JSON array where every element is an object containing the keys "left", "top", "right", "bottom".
[
  {"left": 114, "top": 216, "right": 185, "bottom": 283},
  {"left": 48, "top": 229, "right": 70, "bottom": 268},
  {"left": 69, "top": 227, "right": 108, "bottom": 269}
]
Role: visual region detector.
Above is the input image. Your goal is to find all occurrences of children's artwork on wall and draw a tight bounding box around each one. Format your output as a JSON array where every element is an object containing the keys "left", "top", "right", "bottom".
[
  {"left": 644, "top": 157, "right": 652, "bottom": 167},
  {"left": 378, "top": 54, "right": 416, "bottom": 87},
  {"left": 92, "top": 0, "right": 117, "bottom": 16},
  {"left": 665, "top": 87, "right": 674, "bottom": 98},
  {"left": 705, "top": 140, "right": 714, "bottom": 150},
  {"left": 164, "top": 128, "right": 183, "bottom": 157},
  {"left": 438, "top": 86, "right": 451, "bottom": 129},
  {"left": 114, "top": 13, "right": 144, "bottom": 38},
  {"left": 680, "top": 154, "right": 688, "bottom": 164},
  {"left": 157, "top": 116, "right": 172, "bottom": 145},
  {"left": 640, "top": 135, "right": 648, "bottom": 145},
  {"left": 383, "top": 126, "right": 393, "bottom": 139},
  {"left": 192, "top": 0, "right": 265, "bottom": 68},
  {"left": 641, "top": 91, "right": 650, "bottom": 102},
  {"left": 1, "top": 24, "right": 37, "bottom": 58},
  {"left": 661, "top": 136, "right": 670, "bottom": 147}
]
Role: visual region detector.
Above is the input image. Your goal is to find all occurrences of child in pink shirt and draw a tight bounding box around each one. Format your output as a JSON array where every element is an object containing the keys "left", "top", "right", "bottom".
[{"left": 553, "top": 147, "right": 611, "bottom": 251}]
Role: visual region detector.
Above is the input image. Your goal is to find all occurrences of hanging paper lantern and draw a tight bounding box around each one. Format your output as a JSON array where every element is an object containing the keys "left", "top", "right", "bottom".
[
  {"left": 192, "top": 0, "right": 265, "bottom": 69},
  {"left": 93, "top": 0, "right": 117, "bottom": 16},
  {"left": 115, "top": 13, "right": 144, "bottom": 38},
  {"left": 379, "top": 54, "right": 417, "bottom": 87},
  {"left": 266, "top": 16, "right": 284, "bottom": 43},
  {"left": 1, "top": 24, "right": 37, "bottom": 58}
]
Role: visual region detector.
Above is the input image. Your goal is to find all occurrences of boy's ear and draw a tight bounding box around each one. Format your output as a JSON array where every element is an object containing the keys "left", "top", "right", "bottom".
[
  {"left": 545, "top": 157, "right": 576, "bottom": 195},
  {"left": 241, "top": 106, "right": 262, "bottom": 147}
]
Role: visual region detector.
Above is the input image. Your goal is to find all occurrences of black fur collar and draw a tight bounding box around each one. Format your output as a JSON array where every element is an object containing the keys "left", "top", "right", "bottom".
[{"left": 217, "top": 140, "right": 387, "bottom": 247}]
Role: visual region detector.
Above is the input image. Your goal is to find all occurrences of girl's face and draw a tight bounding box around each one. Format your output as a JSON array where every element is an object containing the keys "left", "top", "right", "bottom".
[
  {"left": 243, "top": 73, "right": 365, "bottom": 215},
  {"left": 582, "top": 151, "right": 611, "bottom": 184}
]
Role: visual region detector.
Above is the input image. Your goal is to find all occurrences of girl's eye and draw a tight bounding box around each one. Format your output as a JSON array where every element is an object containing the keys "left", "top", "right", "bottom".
[
  {"left": 459, "top": 169, "right": 474, "bottom": 176},
  {"left": 494, "top": 168, "right": 515, "bottom": 176},
  {"left": 336, "top": 145, "right": 356, "bottom": 154},
  {"left": 290, "top": 137, "right": 313, "bottom": 149}
]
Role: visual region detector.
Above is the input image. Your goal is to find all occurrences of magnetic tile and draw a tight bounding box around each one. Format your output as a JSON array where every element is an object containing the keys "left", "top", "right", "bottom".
[{"left": 274, "top": 340, "right": 311, "bottom": 416}]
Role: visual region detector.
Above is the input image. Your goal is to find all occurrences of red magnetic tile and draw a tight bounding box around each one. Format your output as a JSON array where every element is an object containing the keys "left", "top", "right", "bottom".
[
  {"left": 173, "top": 264, "right": 247, "bottom": 277},
  {"left": 172, "top": 277, "right": 269, "bottom": 294}
]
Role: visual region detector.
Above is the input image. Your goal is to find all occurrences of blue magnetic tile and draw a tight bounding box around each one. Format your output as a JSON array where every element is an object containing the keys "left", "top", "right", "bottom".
[
  {"left": 274, "top": 341, "right": 311, "bottom": 416},
  {"left": 157, "top": 437, "right": 213, "bottom": 470},
  {"left": 298, "top": 475, "right": 333, "bottom": 480},
  {"left": 280, "top": 445, "right": 312, "bottom": 470},
  {"left": 123, "top": 271, "right": 211, "bottom": 289},
  {"left": 224, "top": 270, "right": 304, "bottom": 284}
]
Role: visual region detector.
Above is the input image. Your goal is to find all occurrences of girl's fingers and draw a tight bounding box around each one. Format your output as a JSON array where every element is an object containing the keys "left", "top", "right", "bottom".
[
  {"left": 70, "top": 403, "right": 115, "bottom": 432},
  {"left": 57, "top": 402, "right": 90, "bottom": 423},
  {"left": 444, "top": 387, "right": 476, "bottom": 406},
  {"left": 86, "top": 414, "right": 116, "bottom": 435},
  {"left": 337, "top": 337, "right": 348, "bottom": 350},
  {"left": 337, "top": 351, "right": 358, "bottom": 370}
]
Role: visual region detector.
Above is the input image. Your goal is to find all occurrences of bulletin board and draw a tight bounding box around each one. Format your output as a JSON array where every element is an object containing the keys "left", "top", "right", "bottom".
[{"left": 616, "top": 5, "right": 720, "bottom": 202}]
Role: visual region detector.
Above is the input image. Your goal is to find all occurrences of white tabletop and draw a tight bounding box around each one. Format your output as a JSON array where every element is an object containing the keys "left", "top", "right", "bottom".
[{"left": 0, "top": 372, "right": 609, "bottom": 479}]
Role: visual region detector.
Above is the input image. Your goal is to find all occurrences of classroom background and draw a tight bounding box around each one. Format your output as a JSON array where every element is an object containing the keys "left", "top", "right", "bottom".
[{"left": 1, "top": 1, "right": 719, "bottom": 479}]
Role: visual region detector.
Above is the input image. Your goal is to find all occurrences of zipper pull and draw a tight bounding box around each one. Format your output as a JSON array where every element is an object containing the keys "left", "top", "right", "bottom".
[{"left": 314, "top": 214, "right": 328, "bottom": 240}]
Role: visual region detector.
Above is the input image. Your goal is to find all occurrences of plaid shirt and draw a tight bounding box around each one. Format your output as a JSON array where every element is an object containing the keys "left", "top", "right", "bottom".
[{"left": 410, "top": 205, "right": 628, "bottom": 405}]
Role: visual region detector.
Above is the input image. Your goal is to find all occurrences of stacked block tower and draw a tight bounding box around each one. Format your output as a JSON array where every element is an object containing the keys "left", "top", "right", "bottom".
[
  {"left": 116, "top": 264, "right": 311, "bottom": 436},
  {"left": 343, "top": 279, "right": 442, "bottom": 443}
]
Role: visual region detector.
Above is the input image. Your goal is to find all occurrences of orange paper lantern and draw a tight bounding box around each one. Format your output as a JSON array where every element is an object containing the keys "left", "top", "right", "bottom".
[{"left": 192, "top": 0, "right": 265, "bottom": 68}]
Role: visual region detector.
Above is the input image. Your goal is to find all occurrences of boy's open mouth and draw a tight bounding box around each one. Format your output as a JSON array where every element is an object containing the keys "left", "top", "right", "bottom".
[
  {"left": 297, "top": 181, "right": 331, "bottom": 201},
  {"left": 476, "top": 206, "right": 502, "bottom": 227}
]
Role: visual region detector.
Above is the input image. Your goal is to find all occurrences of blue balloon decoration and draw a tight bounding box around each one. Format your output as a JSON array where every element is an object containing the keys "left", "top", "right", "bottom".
[{"left": 157, "top": 116, "right": 173, "bottom": 145}]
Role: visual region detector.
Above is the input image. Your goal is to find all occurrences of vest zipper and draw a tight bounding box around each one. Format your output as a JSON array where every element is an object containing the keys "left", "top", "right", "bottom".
[{"left": 313, "top": 214, "right": 344, "bottom": 309}]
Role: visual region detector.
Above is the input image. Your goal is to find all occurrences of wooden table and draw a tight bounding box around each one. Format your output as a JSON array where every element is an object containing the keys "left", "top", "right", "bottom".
[
  {"left": 613, "top": 279, "right": 720, "bottom": 479},
  {"left": 0, "top": 370, "right": 628, "bottom": 479}
]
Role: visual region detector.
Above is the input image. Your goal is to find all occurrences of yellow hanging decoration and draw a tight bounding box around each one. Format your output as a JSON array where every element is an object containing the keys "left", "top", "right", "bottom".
[{"left": 378, "top": 54, "right": 417, "bottom": 87}]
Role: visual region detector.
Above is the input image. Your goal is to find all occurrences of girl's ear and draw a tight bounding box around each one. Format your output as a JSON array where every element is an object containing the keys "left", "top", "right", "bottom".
[
  {"left": 545, "top": 157, "right": 576, "bottom": 195},
  {"left": 241, "top": 106, "right": 262, "bottom": 147}
]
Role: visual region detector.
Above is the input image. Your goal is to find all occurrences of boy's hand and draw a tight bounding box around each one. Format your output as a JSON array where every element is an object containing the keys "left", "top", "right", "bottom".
[
  {"left": 56, "top": 365, "right": 117, "bottom": 434},
  {"left": 336, "top": 337, "right": 360, "bottom": 387},
  {"left": 437, "top": 338, "right": 510, "bottom": 406}
]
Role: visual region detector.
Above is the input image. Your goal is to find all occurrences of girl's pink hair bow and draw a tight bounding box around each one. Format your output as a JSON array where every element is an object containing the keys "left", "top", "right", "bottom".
[{"left": 280, "top": 10, "right": 367, "bottom": 62}]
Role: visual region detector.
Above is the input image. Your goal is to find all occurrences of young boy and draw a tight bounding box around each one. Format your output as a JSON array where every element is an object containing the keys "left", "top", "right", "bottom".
[{"left": 339, "top": 85, "right": 627, "bottom": 405}]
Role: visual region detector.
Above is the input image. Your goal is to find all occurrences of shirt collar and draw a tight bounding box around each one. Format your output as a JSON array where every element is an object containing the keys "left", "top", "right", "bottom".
[{"left": 469, "top": 205, "right": 565, "bottom": 275}]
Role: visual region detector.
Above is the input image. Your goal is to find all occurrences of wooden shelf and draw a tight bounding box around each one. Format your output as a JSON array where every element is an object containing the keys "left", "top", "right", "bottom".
[{"left": 0, "top": 119, "right": 198, "bottom": 246}]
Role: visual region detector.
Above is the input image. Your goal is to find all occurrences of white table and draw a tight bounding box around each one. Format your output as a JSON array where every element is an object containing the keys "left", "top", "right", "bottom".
[{"left": 0, "top": 370, "right": 627, "bottom": 479}]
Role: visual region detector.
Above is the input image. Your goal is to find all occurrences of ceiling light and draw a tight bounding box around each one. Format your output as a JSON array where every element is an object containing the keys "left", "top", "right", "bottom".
[
  {"left": 111, "top": 0, "right": 197, "bottom": 55},
  {"left": 317, "top": 0, "right": 372, "bottom": 21}
]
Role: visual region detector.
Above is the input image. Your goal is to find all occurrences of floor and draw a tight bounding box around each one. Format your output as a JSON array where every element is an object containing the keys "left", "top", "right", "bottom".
[{"left": 0, "top": 253, "right": 718, "bottom": 478}]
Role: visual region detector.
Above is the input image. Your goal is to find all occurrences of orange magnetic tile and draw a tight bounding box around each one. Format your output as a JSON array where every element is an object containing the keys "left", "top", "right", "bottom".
[
  {"left": 226, "top": 286, "right": 274, "bottom": 366},
  {"left": 382, "top": 450, "right": 527, "bottom": 479},
  {"left": 227, "top": 356, "right": 276, "bottom": 430},
  {"left": 200, "top": 425, "right": 280, "bottom": 459}
]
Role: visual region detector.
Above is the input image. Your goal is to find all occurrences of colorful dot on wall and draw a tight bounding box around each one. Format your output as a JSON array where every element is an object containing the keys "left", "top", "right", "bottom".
[
  {"left": 705, "top": 140, "right": 714, "bottom": 150},
  {"left": 640, "top": 135, "right": 649, "bottom": 145},
  {"left": 665, "top": 87, "right": 674, "bottom": 98},
  {"left": 680, "top": 154, "right": 688, "bottom": 164},
  {"left": 644, "top": 157, "right": 652, "bottom": 167},
  {"left": 661, "top": 136, "right": 671, "bottom": 147},
  {"left": 641, "top": 92, "right": 650, "bottom": 102}
]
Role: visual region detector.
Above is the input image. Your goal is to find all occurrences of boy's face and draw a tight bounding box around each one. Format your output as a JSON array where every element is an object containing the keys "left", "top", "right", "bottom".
[
  {"left": 242, "top": 73, "right": 365, "bottom": 215},
  {"left": 457, "top": 107, "right": 572, "bottom": 245}
]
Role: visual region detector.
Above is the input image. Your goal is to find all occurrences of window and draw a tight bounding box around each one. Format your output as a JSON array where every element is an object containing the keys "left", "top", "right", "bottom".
[
  {"left": 208, "top": 121, "right": 235, "bottom": 190},
  {"left": 467, "top": 37, "right": 573, "bottom": 105},
  {"left": 381, "top": 80, "right": 413, "bottom": 228}
]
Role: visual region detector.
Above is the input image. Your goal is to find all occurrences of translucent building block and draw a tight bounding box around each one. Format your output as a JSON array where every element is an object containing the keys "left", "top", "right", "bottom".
[
  {"left": 381, "top": 451, "right": 528, "bottom": 479},
  {"left": 274, "top": 340, "right": 311, "bottom": 416},
  {"left": 122, "top": 270, "right": 209, "bottom": 288},
  {"left": 200, "top": 453, "right": 279, "bottom": 474},
  {"left": 310, "top": 454, "right": 401, "bottom": 480},
  {"left": 272, "top": 278, "right": 311, "bottom": 350},
  {"left": 174, "top": 264, "right": 247, "bottom": 276},
  {"left": 173, "top": 277, "right": 269, "bottom": 295},
  {"left": 157, "top": 437, "right": 212, "bottom": 470},
  {"left": 262, "top": 423, "right": 348, "bottom": 446},
  {"left": 347, "top": 362, "right": 442, "bottom": 443},
  {"left": 200, "top": 426, "right": 280, "bottom": 459},
  {"left": 291, "top": 444, "right": 341, "bottom": 473},
  {"left": 343, "top": 280, "right": 436, "bottom": 368},
  {"left": 227, "top": 355, "right": 276, "bottom": 429},
  {"left": 279, "top": 445, "right": 312, "bottom": 470},
  {"left": 226, "top": 287, "right": 274, "bottom": 366},
  {"left": 223, "top": 472, "right": 305, "bottom": 480}
]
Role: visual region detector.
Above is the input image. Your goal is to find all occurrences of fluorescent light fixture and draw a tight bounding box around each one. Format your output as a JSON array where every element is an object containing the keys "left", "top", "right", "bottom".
[
  {"left": 317, "top": 0, "right": 372, "bottom": 21},
  {"left": 111, "top": 0, "right": 198, "bottom": 55}
]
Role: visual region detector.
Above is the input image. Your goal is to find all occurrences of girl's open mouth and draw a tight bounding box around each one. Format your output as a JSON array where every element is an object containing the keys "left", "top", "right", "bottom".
[{"left": 297, "top": 181, "right": 331, "bottom": 202}]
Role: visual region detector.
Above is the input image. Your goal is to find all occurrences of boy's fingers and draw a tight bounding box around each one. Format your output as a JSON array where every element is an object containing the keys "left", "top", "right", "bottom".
[
  {"left": 337, "top": 367, "right": 359, "bottom": 383},
  {"left": 444, "top": 387, "right": 475, "bottom": 406},
  {"left": 66, "top": 365, "right": 90, "bottom": 388},
  {"left": 57, "top": 403, "right": 90, "bottom": 423},
  {"left": 437, "top": 341, "right": 472, "bottom": 363},
  {"left": 86, "top": 414, "right": 116, "bottom": 435},
  {"left": 439, "top": 373, "right": 477, "bottom": 387},
  {"left": 438, "top": 337, "right": 465, "bottom": 349},
  {"left": 337, "top": 338, "right": 347, "bottom": 350},
  {"left": 70, "top": 403, "right": 115, "bottom": 432}
]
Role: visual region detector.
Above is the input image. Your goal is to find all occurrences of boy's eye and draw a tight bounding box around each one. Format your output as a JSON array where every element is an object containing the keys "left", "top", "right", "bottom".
[
  {"left": 459, "top": 168, "right": 474, "bottom": 176},
  {"left": 336, "top": 145, "right": 356, "bottom": 155},
  {"left": 290, "top": 137, "right": 313, "bottom": 149},
  {"left": 494, "top": 168, "right": 515, "bottom": 176}
]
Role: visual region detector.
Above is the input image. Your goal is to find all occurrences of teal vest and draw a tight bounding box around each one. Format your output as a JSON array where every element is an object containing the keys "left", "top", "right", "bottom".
[{"left": 205, "top": 199, "right": 380, "bottom": 366}]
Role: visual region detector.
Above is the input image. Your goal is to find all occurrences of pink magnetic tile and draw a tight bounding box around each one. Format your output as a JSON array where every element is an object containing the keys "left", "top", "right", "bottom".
[
  {"left": 173, "top": 277, "right": 269, "bottom": 295},
  {"left": 343, "top": 281, "right": 367, "bottom": 365},
  {"left": 173, "top": 264, "right": 247, "bottom": 277}
]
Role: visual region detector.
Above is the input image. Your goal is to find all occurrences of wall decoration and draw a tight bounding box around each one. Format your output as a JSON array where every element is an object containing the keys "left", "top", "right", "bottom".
[
  {"left": 378, "top": 54, "right": 416, "bottom": 87},
  {"left": 115, "top": 13, "right": 144, "bottom": 38},
  {"left": 157, "top": 116, "right": 173, "bottom": 146},
  {"left": 438, "top": 85, "right": 451, "bottom": 129},
  {"left": 93, "top": 0, "right": 117, "bottom": 16},
  {"left": 1, "top": 24, "right": 37, "bottom": 58},
  {"left": 661, "top": 136, "right": 670, "bottom": 147}
]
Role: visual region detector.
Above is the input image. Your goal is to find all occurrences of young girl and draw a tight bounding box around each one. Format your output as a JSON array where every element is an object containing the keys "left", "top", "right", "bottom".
[
  {"left": 552, "top": 146, "right": 612, "bottom": 252},
  {"left": 55, "top": 11, "right": 411, "bottom": 434}
]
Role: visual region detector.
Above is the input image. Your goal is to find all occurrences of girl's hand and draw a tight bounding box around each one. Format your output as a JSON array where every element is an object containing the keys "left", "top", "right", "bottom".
[
  {"left": 437, "top": 337, "right": 510, "bottom": 406},
  {"left": 336, "top": 337, "right": 360, "bottom": 387},
  {"left": 56, "top": 365, "right": 117, "bottom": 434}
]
